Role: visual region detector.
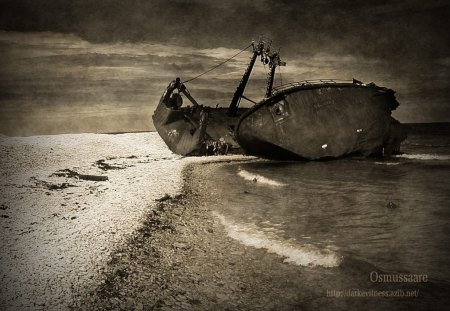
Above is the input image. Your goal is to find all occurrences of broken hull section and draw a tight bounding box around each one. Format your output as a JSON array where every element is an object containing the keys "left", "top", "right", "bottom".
[
  {"left": 152, "top": 102, "right": 202, "bottom": 155},
  {"left": 236, "top": 83, "right": 407, "bottom": 160},
  {"left": 152, "top": 96, "right": 247, "bottom": 156}
]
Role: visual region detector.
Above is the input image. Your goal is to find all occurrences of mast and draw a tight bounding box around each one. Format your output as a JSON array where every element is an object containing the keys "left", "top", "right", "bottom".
[
  {"left": 265, "top": 51, "right": 286, "bottom": 98},
  {"left": 266, "top": 59, "right": 277, "bottom": 98},
  {"left": 228, "top": 40, "right": 264, "bottom": 116},
  {"left": 227, "top": 38, "right": 285, "bottom": 115}
]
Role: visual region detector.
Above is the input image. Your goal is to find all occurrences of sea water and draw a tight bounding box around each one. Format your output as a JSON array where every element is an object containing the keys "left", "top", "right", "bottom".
[{"left": 206, "top": 123, "right": 450, "bottom": 285}]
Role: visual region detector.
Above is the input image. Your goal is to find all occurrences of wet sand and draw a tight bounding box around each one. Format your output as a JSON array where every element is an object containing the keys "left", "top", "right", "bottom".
[
  {"left": 72, "top": 163, "right": 316, "bottom": 310},
  {"left": 73, "top": 162, "right": 449, "bottom": 311}
]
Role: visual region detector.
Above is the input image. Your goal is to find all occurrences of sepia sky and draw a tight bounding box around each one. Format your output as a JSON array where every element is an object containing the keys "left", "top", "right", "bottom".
[{"left": 0, "top": 0, "right": 449, "bottom": 135}]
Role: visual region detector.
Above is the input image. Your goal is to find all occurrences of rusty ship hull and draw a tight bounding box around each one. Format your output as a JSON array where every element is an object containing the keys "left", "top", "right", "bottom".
[
  {"left": 235, "top": 81, "right": 406, "bottom": 160},
  {"left": 153, "top": 80, "right": 405, "bottom": 160}
]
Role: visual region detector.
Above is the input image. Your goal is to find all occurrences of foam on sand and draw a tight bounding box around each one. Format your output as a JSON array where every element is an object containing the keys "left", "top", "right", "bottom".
[
  {"left": 238, "top": 169, "right": 287, "bottom": 186},
  {"left": 214, "top": 212, "right": 341, "bottom": 268}
]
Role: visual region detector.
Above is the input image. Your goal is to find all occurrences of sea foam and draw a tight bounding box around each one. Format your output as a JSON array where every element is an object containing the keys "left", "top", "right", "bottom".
[
  {"left": 214, "top": 212, "right": 341, "bottom": 268},
  {"left": 238, "top": 169, "right": 287, "bottom": 186},
  {"left": 394, "top": 154, "right": 450, "bottom": 161},
  {"left": 374, "top": 162, "right": 401, "bottom": 166}
]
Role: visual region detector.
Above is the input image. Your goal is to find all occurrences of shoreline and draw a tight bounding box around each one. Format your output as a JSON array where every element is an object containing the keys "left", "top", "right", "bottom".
[
  {"left": 2, "top": 133, "right": 448, "bottom": 310},
  {"left": 72, "top": 161, "right": 450, "bottom": 311},
  {"left": 72, "top": 163, "right": 448, "bottom": 310},
  {"left": 72, "top": 162, "right": 318, "bottom": 310}
]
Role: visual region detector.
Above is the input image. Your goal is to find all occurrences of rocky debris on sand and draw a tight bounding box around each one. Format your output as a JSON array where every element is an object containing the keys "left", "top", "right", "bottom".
[
  {"left": 30, "top": 176, "right": 77, "bottom": 190},
  {"left": 95, "top": 159, "right": 128, "bottom": 171},
  {"left": 51, "top": 169, "right": 108, "bottom": 182},
  {"left": 155, "top": 193, "right": 184, "bottom": 203}
]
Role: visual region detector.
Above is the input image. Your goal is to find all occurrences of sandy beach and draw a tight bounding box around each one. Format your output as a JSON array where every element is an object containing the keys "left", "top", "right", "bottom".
[{"left": 0, "top": 132, "right": 250, "bottom": 310}]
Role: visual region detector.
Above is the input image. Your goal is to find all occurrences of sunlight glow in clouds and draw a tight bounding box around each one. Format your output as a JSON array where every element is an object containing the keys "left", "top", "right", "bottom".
[{"left": 0, "top": 29, "right": 448, "bottom": 136}]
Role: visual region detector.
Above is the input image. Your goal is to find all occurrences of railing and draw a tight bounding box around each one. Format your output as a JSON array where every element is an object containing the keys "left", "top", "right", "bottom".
[{"left": 272, "top": 79, "right": 356, "bottom": 94}]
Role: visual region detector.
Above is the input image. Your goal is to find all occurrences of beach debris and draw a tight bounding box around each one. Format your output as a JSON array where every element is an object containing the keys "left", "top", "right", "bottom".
[
  {"left": 78, "top": 174, "right": 109, "bottom": 182},
  {"left": 30, "top": 176, "right": 77, "bottom": 190},
  {"left": 156, "top": 194, "right": 172, "bottom": 202},
  {"left": 172, "top": 242, "right": 189, "bottom": 250},
  {"left": 1, "top": 214, "right": 9, "bottom": 218},
  {"left": 204, "top": 138, "right": 231, "bottom": 155},
  {"left": 95, "top": 159, "right": 127, "bottom": 171},
  {"left": 51, "top": 169, "right": 108, "bottom": 182},
  {"left": 386, "top": 201, "right": 399, "bottom": 209},
  {"left": 47, "top": 182, "right": 74, "bottom": 190},
  {"left": 0, "top": 203, "right": 8, "bottom": 210},
  {"left": 155, "top": 193, "right": 184, "bottom": 203},
  {"left": 51, "top": 169, "right": 79, "bottom": 178}
]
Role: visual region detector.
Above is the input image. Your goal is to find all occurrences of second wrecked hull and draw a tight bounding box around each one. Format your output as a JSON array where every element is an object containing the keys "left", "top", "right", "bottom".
[{"left": 235, "top": 82, "right": 406, "bottom": 160}]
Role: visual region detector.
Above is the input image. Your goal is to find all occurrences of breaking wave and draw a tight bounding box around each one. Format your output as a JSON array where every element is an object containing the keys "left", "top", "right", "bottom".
[
  {"left": 394, "top": 154, "right": 450, "bottom": 161},
  {"left": 374, "top": 162, "right": 401, "bottom": 166},
  {"left": 238, "top": 169, "right": 287, "bottom": 186},
  {"left": 214, "top": 212, "right": 341, "bottom": 268}
]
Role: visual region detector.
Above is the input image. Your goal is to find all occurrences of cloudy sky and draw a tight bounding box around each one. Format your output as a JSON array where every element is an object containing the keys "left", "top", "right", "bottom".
[{"left": 0, "top": 0, "right": 449, "bottom": 135}]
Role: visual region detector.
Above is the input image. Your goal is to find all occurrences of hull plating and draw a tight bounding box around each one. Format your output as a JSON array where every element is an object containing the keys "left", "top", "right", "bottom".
[
  {"left": 236, "top": 83, "right": 406, "bottom": 160},
  {"left": 152, "top": 95, "right": 247, "bottom": 156}
]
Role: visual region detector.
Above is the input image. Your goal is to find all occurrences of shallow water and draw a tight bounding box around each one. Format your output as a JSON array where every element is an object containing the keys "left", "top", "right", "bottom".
[{"left": 206, "top": 124, "right": 450, "bottom": 285}]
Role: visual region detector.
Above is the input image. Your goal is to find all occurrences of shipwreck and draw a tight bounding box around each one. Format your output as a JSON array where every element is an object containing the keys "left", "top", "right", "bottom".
[{"left": 152, "top": 39, "right": 406, "bottom": 160}]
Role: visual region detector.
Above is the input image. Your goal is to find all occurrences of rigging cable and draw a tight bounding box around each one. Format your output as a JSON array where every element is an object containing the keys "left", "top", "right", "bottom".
[{"left": 182, "top": 43, "right": 253, "bottom": 84}]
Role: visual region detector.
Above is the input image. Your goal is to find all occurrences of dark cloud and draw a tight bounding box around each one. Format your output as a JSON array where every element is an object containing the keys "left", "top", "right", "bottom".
[
  {"left": 0, "top": 1, "right": 448, "bottom": 49},
  {"left": 0, "top": 0, "right": 449, "bottom": 135},
  {"left": 1, "top": 0, "right": 448, "bottom": 78},
  {"left": 0, "top": 0, "right": 448, "bottom": 68}
]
